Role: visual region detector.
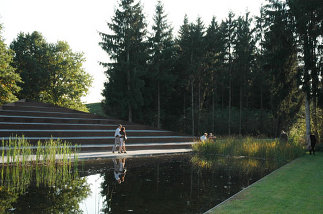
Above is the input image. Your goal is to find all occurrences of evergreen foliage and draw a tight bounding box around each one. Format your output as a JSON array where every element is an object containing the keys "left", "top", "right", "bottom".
[
  {"left": 99, "top": 0, "right": 323, "bottom": 138},
  {"left": 99, "top": 0, "right": 148, "bottom": 122}
]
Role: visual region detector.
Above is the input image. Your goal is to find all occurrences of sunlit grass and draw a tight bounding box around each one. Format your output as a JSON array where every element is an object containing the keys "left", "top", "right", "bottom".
[
  {"left": 192, "top": 137, "right": 304, "bottom": 162},
  {"left": 212, "top": 153, "right": 323, "bottom": 214}
]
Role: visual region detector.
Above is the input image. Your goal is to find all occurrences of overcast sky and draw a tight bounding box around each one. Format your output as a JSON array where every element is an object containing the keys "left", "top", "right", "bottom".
[{"left": 0, "top": 0, "right": 266, "bottom": 103}]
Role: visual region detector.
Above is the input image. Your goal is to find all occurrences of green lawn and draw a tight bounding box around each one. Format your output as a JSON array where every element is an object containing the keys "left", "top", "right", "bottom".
[
  {"left": 209, "top": 152, "right": 323, "bottom": 214},
  {"left": 86, "top": 102, "right": 107, "bottom": 117}
]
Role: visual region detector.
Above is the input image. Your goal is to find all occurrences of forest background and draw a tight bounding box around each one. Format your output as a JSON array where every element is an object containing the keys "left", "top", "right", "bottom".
[
  {"left": 99, "top": 0, "right": 323, "bottom": 141},
  {"left": 1, "top": 0, "right": 323, "bottom": 140}
]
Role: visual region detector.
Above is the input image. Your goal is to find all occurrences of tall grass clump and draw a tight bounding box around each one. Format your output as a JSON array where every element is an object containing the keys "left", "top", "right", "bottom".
[
  {"left": 0, "top": 136, "right": 79, "bottom": 167},
  {"left": 0, "top": 136, "right": 82, "bottom": 195},
  {"left": 192, "top": 137, "right": 305, "bottom": 162}
]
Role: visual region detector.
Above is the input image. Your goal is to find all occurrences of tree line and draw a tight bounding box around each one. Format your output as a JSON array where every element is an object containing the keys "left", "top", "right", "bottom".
[
  {"left": 0, "top": 29, "right": 92, "bottom": 111},
  {"left": 100, "top": 0, "right": 323, "bottom": 138}
]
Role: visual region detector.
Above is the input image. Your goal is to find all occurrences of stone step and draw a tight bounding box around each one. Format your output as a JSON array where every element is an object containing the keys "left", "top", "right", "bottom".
[
  {"left": 0, "top": 122, "right": 157, "bottom": 130},
  {"left": 0, "top": 101, "right": 195, "bottom": 152},
  {"left": 0, "top": 136, "right": 195, "bottom": 145},
  {"left": 0, "top": 130, "right": 177, "bottom": 137},
  {"left": 0, "top": 109, "right": 103, "bottom": 119},
  {"left": 0, "top": 115, "right": 123, "bottom": 124},
  {"left": 1, "top": 104, "right": 86, "bottom": 114}
]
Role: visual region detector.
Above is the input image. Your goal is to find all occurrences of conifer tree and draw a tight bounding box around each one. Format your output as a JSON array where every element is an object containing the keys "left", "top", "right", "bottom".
[
  {"left": 233, "top": 13, "right": 255, "bottom": 135},
  {"left": 221, "top": 12, "right": 237, "bottom": 135},
  {"left": 287, "top": 0, "right": 323, "bottom": 138},
  {"left": 148, "top": 0, "right": 175, "bottom": 128},
  {"left": 99, "top": 0, "right": 148, "bottom": 122},
  {"left": 262, "top": 0, "right": 301, "bottom": 136},
  {"left": 205, "top": 17, "right": 223, "bottom": 132}
]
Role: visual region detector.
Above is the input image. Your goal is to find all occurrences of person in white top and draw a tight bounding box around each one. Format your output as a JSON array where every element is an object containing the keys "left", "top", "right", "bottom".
[
  {"left": 112, "top": 124, "right": 122, "bottom": 153},
  {"left": 200, "top": 133, "right": 208, "bottom": 142},
  {"left": 113, "top": 158, "right": 127, "bottom": 184}
]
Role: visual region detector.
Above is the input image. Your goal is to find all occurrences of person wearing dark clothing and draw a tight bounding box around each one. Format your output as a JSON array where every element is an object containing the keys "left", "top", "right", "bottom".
[
  {"left": 120, "top": 127, "right": 127, "bottom": 153},
  {"left": 309, "top": 134, "right": 316, "bottom": 155}
]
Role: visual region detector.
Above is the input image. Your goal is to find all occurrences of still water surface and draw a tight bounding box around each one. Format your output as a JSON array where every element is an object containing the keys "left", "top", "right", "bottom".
[
  {"left": 79, "top": 154, "right": 281, "bottom": 214},
  {"left": 0, "top": 153, "right": 283, "bottom": 213}
]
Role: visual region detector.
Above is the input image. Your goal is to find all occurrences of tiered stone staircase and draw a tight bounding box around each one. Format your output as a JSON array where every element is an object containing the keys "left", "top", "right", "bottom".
[{"left": 0, "top": 100, "right": 195, "bottom": 152}]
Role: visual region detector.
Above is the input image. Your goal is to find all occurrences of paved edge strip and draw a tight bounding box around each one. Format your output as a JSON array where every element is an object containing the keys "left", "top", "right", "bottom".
[
  {"left": 0, "top": 122, "right": 135, "bottom": 126},
  {"left": 203, "top": 157, "right": 301, "bottom": 214},
  {"left": 0, "top": 109, "right": 91, "bottom": 115},
  {"left": 0, "top": 136, "right": 192, "bottom": 140},
  {"left": 0, "top": 142, "right": 194, "bottom": 150},
  {"left": 0, "top": 149, "right": 193, "bottom": 163},
  {"left": 0, "top": 129, "right": 171, "bottom": 133},
  {"left": 0, "top": 115, "right": 111, "bottom": 121},
  {"left": 78, "top": 149, "right": 193, "bottom": 160}
]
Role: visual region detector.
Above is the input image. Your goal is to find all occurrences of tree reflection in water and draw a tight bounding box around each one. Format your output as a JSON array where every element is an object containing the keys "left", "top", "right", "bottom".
[
  {"left": 95, "top": 155, "right": 282, "bottom": 214},
  {"left": 0, "top": 162, "right": 90, "bottom": 213}
]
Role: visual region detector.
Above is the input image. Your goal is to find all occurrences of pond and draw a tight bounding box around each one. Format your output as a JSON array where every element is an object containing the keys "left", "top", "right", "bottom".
[{"left": 0, "top": 153, "right": 284, "bottom": 213}]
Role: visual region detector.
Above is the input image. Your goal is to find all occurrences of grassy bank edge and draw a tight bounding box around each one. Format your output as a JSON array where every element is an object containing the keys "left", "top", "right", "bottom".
[
  {"left": 86, "top": 102, "right": 107, "bottom": 117},
  {"left": 205, "top": 152, "right": 323, "bottom": 214}
]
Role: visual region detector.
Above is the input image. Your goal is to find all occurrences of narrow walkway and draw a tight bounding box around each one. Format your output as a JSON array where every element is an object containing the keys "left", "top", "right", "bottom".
[
  {"left": 78, "top": 148, "right": 192, "bottom": 159},
  {"left": 0, "top": 148, "right": 192, "bottom": 163}
]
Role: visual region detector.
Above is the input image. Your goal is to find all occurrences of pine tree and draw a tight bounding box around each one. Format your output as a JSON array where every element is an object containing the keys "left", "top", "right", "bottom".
[
  {"left": 262, "top": 0, "right": 302, "bottom": 136},
  {"left": 148, "top": 0, "right": 175, "bottom": 128},
  {"left": 287, "top": 0, "right": 323, "bottom": 139},
  {"left": 221, "top": 12, "right": 237, "bottom": 135},
  {"left": 233, "top": 13, "right": 255, "bottom": 135},
  {"left": 99, "top": 0, "right": 148, "bottom": 122},
  {"left": 204, "top": 17, "right": 222, "bottom": 132}
]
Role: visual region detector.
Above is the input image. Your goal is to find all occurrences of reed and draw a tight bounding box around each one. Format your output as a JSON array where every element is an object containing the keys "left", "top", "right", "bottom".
[
  {"left": 0, "top": 136, "right": 79, "bottom": 167},
  {"left": 192, "top": 137, "right": 304, "bottom": 162}
]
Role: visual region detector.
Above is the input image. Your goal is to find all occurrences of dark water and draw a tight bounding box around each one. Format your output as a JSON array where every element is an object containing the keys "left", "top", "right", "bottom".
[
  {"left": 0, "top": 154, "right": 283, "bottom": 213},
  {"left": 79, "top": 154, "right": 281, "bottom": 214}
]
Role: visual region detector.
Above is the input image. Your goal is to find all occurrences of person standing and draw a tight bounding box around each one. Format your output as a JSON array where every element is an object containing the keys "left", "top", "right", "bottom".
[
  {"left": 112, "top": 124, "right": 122, "bottom": 153},
  {"left": 113, "top": 158, "right": 127, "bottom": 184},
  {"left": 120, "top": 127, "right": 127, "bottom": 153},
  {"left": 309, "top": 134, "right": 317, "bottom": 155}
]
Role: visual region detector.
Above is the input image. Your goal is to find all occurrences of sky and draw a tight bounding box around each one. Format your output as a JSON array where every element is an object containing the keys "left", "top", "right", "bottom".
[{"left": 0, "top": 0, "right": 266, "bottom": 104}]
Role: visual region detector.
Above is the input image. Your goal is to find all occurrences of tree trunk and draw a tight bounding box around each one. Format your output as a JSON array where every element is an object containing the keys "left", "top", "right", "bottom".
[
  {"left": 198, "top": 81, "right": 201, "bottom": 135},
  {"left": 228, "top": 68, "right": 232, "bottom": 136},
  {"left": 212, "top": 85, "right": 215, "bottom": 133},
  {"left": 312, "top": 96, "right": 319, "bottom": 142},
  {"left": 260, "top": 86, "right": 264, "bottom": 134},
  {"left": 191, "top": 82, "right": 194, "bottom": 136},
  {"left": 239, "top": 85, "right": 242, "bottom": 136},
  {"left": 183, "top": 92, "right": 186, "bottom": 133},
  {"left": 127, "top": 50, "right": 132, "bottom": 122},
  {"left": 157, "top": 80, "right": 160, "bottom": 128},
  {"left": 305, "top": 94, "right": 311, "bottom": 140}
]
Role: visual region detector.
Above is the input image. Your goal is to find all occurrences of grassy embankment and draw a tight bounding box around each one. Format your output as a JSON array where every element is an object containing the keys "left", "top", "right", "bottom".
[
  {"left": 208, "top": 152, "right": 323, "bottom": 214},
  {"left": 192, "top": 137, "right": 304, "bottom": 163},
  {"left": 86, "top": 102, "right": 107, "bottom": 117}
]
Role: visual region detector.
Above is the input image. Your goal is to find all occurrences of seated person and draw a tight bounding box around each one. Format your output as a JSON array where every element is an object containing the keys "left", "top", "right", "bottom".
[
  {"left": 200, "top": 133, "right": 208, "bottom": 142},
  {"left": 208, "top": 133, "right": 216, "bottom": 142}
]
